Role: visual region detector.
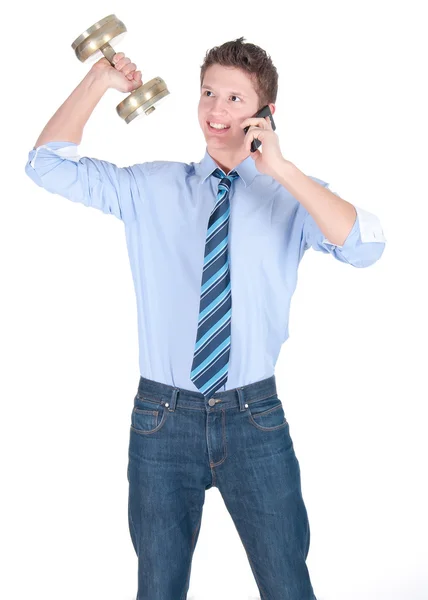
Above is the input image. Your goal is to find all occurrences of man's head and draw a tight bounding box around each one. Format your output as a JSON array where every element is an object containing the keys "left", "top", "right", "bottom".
[{"left": 198, "top": 37, "right": 278, "bottom": 173}]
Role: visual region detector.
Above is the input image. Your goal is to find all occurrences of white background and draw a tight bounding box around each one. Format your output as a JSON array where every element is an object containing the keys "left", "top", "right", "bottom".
[{"left": 1, "top": 1, "right": 427, "bottom": 599}]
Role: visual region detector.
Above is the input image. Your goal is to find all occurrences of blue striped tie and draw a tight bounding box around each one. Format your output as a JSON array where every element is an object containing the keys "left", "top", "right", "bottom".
[{"left": 190, "top": 167, "right": 240, "bottom": 399}]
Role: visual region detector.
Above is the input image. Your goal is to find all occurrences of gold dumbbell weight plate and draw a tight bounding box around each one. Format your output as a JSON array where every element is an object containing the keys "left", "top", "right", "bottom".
[{"left": 72, "top": 14, "right": 170, "bottom": 124}]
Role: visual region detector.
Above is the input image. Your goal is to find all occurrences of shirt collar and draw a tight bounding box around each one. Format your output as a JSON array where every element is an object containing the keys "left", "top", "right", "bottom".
[{"left": 196, "top": 148, "right": 259, "bottom": 188}]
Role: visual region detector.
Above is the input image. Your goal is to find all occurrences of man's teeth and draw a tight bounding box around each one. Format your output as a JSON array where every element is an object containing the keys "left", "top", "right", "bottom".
[{"left": 209, "top": 123, "right": 230, "bottom": 129}]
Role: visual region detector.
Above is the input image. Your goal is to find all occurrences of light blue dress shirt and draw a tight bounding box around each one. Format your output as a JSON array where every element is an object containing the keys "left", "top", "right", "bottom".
[{"left": 25, "top": 142, "right": 386, "bottom": 392}]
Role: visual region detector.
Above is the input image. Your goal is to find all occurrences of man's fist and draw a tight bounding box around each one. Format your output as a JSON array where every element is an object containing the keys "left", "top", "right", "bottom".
[{"left": 90, "top": 52, "right": 143, "bottom": 92}]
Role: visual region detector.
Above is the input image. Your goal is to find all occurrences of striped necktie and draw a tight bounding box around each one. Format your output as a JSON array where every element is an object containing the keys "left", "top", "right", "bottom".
[{"left": 190, "top": 167, "right": 240, "bottom": 399}]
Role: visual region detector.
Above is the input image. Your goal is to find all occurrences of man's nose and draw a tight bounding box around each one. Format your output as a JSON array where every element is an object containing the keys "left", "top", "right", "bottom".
[{"left": 211, "top": 99, "right": 229, "bottom": 114}]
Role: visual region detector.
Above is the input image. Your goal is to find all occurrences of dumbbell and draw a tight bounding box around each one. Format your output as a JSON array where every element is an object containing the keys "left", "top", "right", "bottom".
[{"left": 71, "top": 14, "right": 170, "bottom": 124}]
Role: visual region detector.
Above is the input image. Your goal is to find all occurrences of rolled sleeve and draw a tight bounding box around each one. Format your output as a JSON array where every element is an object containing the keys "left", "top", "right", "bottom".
[
  {"left": 303, "top": 183, "right": 387, "bottom": 267},
  {"left": 25, "top": 141, "right": 146, "bottom": 224}
]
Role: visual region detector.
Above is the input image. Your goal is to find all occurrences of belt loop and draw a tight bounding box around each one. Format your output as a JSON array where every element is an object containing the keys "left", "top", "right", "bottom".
[
  {"left": 236, "top": 387, "right": 248, "bottom": 412},
  {"left": 166, "top": 388, "right": 178, "bottom": 411}
]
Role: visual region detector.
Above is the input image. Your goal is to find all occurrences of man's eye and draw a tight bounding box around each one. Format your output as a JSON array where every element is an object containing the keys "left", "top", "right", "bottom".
[{"left": 204, "top": 91, "right": 241, "bottom": 102}]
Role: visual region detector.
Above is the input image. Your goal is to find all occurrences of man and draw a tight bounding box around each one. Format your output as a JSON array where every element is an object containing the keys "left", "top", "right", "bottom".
[{"left": 25, "top": 37, "right": 386, "bottom": 600}]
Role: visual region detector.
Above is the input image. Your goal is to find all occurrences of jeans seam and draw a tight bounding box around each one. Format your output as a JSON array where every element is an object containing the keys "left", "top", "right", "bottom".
[
  {"left": 209, "top": 408, "right": 228, "bottom": 467},
  {"left": 181, "top": 514, "right": 202, "bottom": 600},
  {"left": 234, "top": 527, "right": 268, "bottom": 600}
]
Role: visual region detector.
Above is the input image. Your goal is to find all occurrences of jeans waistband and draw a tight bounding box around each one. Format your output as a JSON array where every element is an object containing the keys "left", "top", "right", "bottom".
[{"left": 136, "top": 375, "right": 278, "bottom": 412}]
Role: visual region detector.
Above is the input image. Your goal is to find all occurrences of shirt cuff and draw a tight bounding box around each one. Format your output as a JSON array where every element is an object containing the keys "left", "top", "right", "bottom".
[
  {"left": 322, "top": 187, "right": 387, "bottom": 248},
  {"left": 30, "top": 141, "right": 81, "bottom": 168}
]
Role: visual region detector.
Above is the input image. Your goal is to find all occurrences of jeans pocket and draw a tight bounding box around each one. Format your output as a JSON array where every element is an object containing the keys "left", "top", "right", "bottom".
[
  {"left": 247, "top": 394, "right": 288, "bottom": 431},
  {"left": 130, "top": 394, "right": 168, "bottom": 435}
]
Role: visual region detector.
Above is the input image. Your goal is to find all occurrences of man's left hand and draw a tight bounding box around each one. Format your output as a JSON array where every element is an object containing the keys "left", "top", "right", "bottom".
[{"left": 240, "top": 116, "right": 291, "bottom": 178}]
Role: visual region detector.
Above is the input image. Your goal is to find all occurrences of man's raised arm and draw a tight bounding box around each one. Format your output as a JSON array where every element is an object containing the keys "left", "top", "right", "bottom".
[{"left": 25, "top": 54, "right": 149, "bottom": 224}]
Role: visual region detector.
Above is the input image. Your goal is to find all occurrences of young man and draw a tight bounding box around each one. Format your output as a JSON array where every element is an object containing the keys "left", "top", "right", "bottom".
[{"left": 25, "top": 37, "right": 386, "bottom": 600}]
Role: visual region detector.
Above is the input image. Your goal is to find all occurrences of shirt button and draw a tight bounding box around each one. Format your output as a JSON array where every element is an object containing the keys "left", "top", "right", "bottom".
[{"left": 208, "top": 398, "right": 216, "bottom": 406}]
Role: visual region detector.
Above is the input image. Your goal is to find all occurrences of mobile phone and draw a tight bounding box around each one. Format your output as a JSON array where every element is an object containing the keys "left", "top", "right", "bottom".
[{"left": 243, "top": 105, "right": 276, "bottom": 152}]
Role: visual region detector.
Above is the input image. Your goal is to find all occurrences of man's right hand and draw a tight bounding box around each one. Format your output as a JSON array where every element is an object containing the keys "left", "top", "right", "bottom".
[{"left": 90, "top": 52, "right": 143, "bottom": 92}]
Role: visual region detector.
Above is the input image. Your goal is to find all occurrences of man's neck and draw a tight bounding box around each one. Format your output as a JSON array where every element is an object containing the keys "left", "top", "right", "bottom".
[{"left": 208, "top": 148, "right": 250, "bottom": 175}]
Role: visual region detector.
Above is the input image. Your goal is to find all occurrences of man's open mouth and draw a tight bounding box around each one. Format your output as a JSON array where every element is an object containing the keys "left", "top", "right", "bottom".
[{"left": 207, "top": 122, "right": 231, "bottom": 132}]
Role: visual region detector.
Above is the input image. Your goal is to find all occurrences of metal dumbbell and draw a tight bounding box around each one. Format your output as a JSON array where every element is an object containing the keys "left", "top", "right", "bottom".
[{"left": 71, "top": 14, "right": 170, "bottom": 124}]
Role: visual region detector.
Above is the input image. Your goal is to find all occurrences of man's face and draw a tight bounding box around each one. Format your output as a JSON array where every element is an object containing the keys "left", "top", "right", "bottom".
[{"left": 198, "top": 64, "right": 265, "bottom": 155}]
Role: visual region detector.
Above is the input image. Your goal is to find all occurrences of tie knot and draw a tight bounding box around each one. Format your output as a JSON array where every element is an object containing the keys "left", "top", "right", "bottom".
[{"left": 212, "top": 168, "right": 239, "bottom": 187}]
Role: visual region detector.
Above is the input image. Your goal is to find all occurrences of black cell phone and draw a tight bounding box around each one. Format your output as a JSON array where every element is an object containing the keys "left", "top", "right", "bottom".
[{"left": 243, "top": 105, "right": 276, "bottom": 152}]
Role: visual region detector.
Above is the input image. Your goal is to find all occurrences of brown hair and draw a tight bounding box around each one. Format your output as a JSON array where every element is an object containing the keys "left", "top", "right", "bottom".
[{"left": 200, "top": 36, "right": 279, "bottom": 109}]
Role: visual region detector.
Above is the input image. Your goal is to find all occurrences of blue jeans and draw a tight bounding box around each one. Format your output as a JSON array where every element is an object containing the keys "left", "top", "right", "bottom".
[{"left": 127, "top": 374, "right": 318, "bottom": 600}]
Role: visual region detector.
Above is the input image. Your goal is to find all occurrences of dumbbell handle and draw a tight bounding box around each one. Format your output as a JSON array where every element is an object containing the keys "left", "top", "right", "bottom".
[{"left": 99, "top": 43, "right": 117, "bottom": 66}]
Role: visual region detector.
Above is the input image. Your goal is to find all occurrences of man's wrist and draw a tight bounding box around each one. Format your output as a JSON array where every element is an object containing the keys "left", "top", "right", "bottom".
[{"left": 86, "top": 67, "right": 111, "bottom": 92}]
